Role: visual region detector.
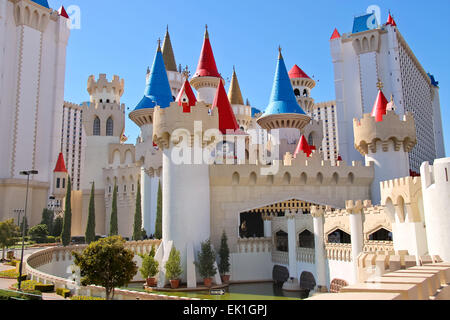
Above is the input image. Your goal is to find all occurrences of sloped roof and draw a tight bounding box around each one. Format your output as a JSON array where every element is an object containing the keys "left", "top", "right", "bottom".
[
  {"left": 330, "top": 28, "right": 341, "bottom": 40},
  {"left": 176, "top": 79, "right": 197, "bottom": 111},
  {"left": 134, "top": 42, "right": 174, "bottom": 111},
  {"left": 193, "top": 27, "right": 221, "bottom": 78},
  {"left": 288, "top": 64, "right": 311, "bottom": 79},
  {"left": 294, "top": 136, "right": 312, "bottom": 158},
  {"left": 162, "top": 26, "right": 178, "bottom": 72},
  {"left": 371, "top": 90, "right": 389, "bottom": 122},
  {"left": 211, "top": 81, "right": 240, "bottom": 134},
  {"left": 54, "top": 153, "right": 67, "bottom": 173},
  {"left": 228, "top": 68, "right": 244, "bottom": 105},
  {"left": 262, "top": 50, "right": 307, "bottom": 116}
]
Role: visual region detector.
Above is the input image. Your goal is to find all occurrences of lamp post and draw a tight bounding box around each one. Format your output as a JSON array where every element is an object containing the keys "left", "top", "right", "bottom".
[
  {"left": 18, "top": 170, "right": 38, "bottom": 291},
  {"left": 13, "top": 209, "right": 24, "bottom": 227}
]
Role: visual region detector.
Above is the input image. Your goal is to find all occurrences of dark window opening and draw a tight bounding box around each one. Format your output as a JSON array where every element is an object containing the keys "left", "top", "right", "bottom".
[
  {"left": 328, "top": 229, "right": 351, "bottom": 244},
  {"left": 275, "top": 231, "right": 289, "bottom": 252},
  {"left": 239, "top": 211, "right": 264, "bottom": 238},
  {"left": 299, "top": 230, "right": 315, "bottom": 249},
  {"left": 369, "top": 228, "right": 393, "bottom": 241}
]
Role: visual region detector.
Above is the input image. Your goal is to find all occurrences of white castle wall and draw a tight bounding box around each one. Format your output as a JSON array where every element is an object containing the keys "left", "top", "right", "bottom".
[
  {"left": 421, "top": 158, "right": 450, "bottom": 261},
  {"left": 327, "top": 259, "right": 355, "bottom": 285},
  {"left": 230, "top": 252, "right": 272, "bottom": 282},
  {"left": 366, "top": 141, "right": 410, "bottom": 205}
]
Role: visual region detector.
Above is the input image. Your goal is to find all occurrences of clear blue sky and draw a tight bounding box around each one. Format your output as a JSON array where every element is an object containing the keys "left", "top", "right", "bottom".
[{"left": 53, "top": 0, "right": 449, "bottom": 156}]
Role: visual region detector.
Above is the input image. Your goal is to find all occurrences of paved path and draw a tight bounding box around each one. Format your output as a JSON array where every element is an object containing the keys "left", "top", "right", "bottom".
[{"left": 0, "top": 262, "right": 67, "bottom": 300}]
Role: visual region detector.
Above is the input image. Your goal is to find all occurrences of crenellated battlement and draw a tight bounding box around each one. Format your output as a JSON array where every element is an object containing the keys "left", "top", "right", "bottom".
[
  {"left": 210, "top": 149, "right": 374, "bottom": 187},
  {"left": 353, "top": 110, "right": 417, "bottom": 155},
  {"left": 87, "top": 74, "right": 124, "bottom": 104},
  {"left": 152, "top": 101, "right": 219, "bottom": 150},
  {"left": 421, "top": 158, "right": 450, "bottom": 189}
]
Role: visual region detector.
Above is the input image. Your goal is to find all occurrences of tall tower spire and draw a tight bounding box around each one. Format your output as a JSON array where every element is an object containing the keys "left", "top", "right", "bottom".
[
  {"left": 257, "top": 48, "right": 310, "bottom": 131},
  {"left": 162, "top": 26, "right": 177, "bottom": 72},
  {"left": 190, "top": 26, "right": 224, "bottom": 104},
  {"left": 228, "top": 67, "right": 244, "bottom": 105}
]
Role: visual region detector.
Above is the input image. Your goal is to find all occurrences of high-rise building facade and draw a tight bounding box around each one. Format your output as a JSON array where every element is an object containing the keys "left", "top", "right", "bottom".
[
  {"left": 330, "top": 13, "right": 445, "bottom": 173},
  {"left": 61, "top": 102, "right": 86, "bottom": 190}
]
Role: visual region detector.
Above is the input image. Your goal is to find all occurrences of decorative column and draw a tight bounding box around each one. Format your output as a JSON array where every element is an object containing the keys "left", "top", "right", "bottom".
[
  {"left": 347, "top": 200, "right": 365, "bottom": 284},
  {"left": 262, "top": 211, "right": 273, "bottom": 238},
  {"left": 311, "top": 205, "right": 327, "bottom": 292}
]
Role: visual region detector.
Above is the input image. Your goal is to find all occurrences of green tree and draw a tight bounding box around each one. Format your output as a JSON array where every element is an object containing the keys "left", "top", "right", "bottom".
[
  {"left": 165, "top": 246, "right": 182, "bottom": 281},
  {"left": 72, "top": 236, "right": 138, "bottom": 300},
  {"left": 154, "top": 181, "right": 162, "bottom": 240},
  {"left": 109, "top": 183, "right": 118, "bottom": 236},
  {"left": 139, "top": 247, "right": 159, "bottom": 280},
  {"left": 85, "top": 182, "right": 96, "bottom": 244},
  {"left": 132, "top": 180, "right": 142, "bottom": 241},
  {"left": 0, "top": 219, "right": 20, "bottom": 261},
  {"left": 218, "top": 231, "right": 230, "bottom": 276},
  {"left": 52, "top": 217, "right": 63, "bottom": 237},
  {"left": 61, "top": 176, "right": 72, "bottom": 246},
  {"left": 29, "top": 224, "right": 49, "bottom": 244},
  {"left": 195, "top": 239, "right": 217, "bottom": 280},
  {"left": 40, "top": 209, "right": 54, "bottom": 235}
]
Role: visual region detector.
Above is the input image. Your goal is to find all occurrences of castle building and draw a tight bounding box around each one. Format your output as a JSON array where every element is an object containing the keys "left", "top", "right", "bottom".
[
  {"left": 0, "top": 0, "right": 70, "bottom": 226},
  {"left": 330, "top": 13, "right": 445, "bottom": 174}
]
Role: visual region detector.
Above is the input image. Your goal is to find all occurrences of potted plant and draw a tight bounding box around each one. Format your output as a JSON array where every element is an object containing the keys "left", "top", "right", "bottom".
[
  {"left": 195, "top": 239, "right": 217, "bottom": 287},
  {"left": 218, "top": 231, "right": 231, "bottom": 283},
  {"left": 165, "top": 246, "right": 182, "bottom": 289},
  {"left": 139, "top": 246, "right": 159, "bottom": 287}
]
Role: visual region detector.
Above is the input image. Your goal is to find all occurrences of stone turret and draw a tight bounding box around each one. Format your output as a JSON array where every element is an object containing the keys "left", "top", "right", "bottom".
[
  {"left": 289, "top": 64, "right": 316, "bottom": 113},
  {"left": 353, "top": 88, "right": 417, "bottom": 204},
  {"left": 228, "top": 67, "right": 252, "bottom": 130},
  {"left": 87, "top": 74, "right": 124, "bottom": 105}
]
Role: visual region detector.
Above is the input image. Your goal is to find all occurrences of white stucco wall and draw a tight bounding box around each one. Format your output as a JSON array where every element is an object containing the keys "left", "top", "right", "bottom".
[{"left": 230, "top": 253, "right": 272, "bottom": 282}]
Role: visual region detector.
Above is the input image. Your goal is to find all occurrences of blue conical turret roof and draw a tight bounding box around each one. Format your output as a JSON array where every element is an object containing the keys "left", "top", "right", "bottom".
[
  {"left": 32, "top": 0, "right": 50, "bottom": 8},
  {"left": 262, "top": 50, "right": 306, "bottom": 116},
  {"left": 134, "top": 42, "right": 174, "bottom": 111}
]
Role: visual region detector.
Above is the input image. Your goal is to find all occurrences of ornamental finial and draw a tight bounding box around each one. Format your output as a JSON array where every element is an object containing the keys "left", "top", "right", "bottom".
[{"left": 376, "top": 79, "right": 384, "bottom": 90}]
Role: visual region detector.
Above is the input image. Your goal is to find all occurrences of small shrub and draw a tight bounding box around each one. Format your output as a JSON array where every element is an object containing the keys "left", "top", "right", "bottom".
[
  {"left": 165, "top": 246, "right": 182, "bottom": 281},
  {"left": 0, "top": 269, "right": 18, "bottom": 279},
  {"left": 139, "top": 253, "right": 159, "bottom": 279},
  {"left": 0, "top": 289, "right": 42, "bottom": 301},
  {"left": 70, "top": 296, "right": 105, "bottom": 300},
  {"left": 195, "top": 239, "right": 217, "bottom": 279},
  {"left": 56, "top": 287, "right": 71, "bottom": 298},
  {"left": 34, "top": 284, "right": 55, "bottom": 293}
]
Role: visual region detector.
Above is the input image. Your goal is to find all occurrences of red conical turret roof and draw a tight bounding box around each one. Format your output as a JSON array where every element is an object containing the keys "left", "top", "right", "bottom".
[
  {"left": 294, "top": 135, "right": 312, "bottom": 158},
  {"left": 54, "top": 153, "right": 67, "bottom": 173},
  {"left": 211, "top": 81, "right": 240, "bottom": 134},
  {"left": 387, "top": 13, "right": 397, "bottom": 27},
  {"left": 193, "top": 26, "right": 221, "bottom": 78},
  {"left": 371, "top": 90, "right": 389, "bottom": 122},
  {"left": 176, "top": 79, "right": 197, "bottom": 113},
  {"left": 58, "top": 6, "right": 69, "bottom": 19},
  {"left": 288, "top": 65, "right": 311, "bottom": 79},
  {"left": 330, "top": 28, "right": 341, "bottom": 40}
]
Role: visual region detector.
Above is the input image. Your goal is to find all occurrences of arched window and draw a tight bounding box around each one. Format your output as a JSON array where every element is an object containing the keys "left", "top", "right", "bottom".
[
  {"left": 93, "top": 117, "right": 101, "bottom": 136},
  {"left": 308, "top": 133, "right": 314, "bottom": 146},
  {"left": 328, "top": 229, "right": 351, "bottom": 244},
  {"left": 106, "top": 117, "right": 114, "bottom": 136},
  {"left": 303, "top": 89, "right": 308, "bottom": 97},
  {"left": 369, "top": 228, "right": 393, "bottom": 241},
  {"left": 275, "top": 231, "right": 289, "bottom": 252},
  {"left": 298, "top": 230, "right": 315, "bottom": 248},
  {"left": 294, "top": 89, "right": 301, "bottom": 96}
]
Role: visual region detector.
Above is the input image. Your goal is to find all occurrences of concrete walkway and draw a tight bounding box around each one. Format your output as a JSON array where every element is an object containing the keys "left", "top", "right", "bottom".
[{"left": 0, "top": 262, "right": 67, "bottom": 300}]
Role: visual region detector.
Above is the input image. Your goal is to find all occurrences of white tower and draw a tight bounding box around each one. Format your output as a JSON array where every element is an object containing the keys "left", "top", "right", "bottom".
[
  {"left": 353, "top": 87, "right": 417, "bottom": 204},
  {"left": 0, "top": 0, "right": 70, "bottom": 225},
  {"left": 420, "top": 158, "right": 450, "bottom": 262}
]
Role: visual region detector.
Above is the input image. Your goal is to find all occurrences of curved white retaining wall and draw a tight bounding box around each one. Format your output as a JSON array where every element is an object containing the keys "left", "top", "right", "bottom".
[{"left": 24, "top": 240, "right": 199, "bottom": 300}]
